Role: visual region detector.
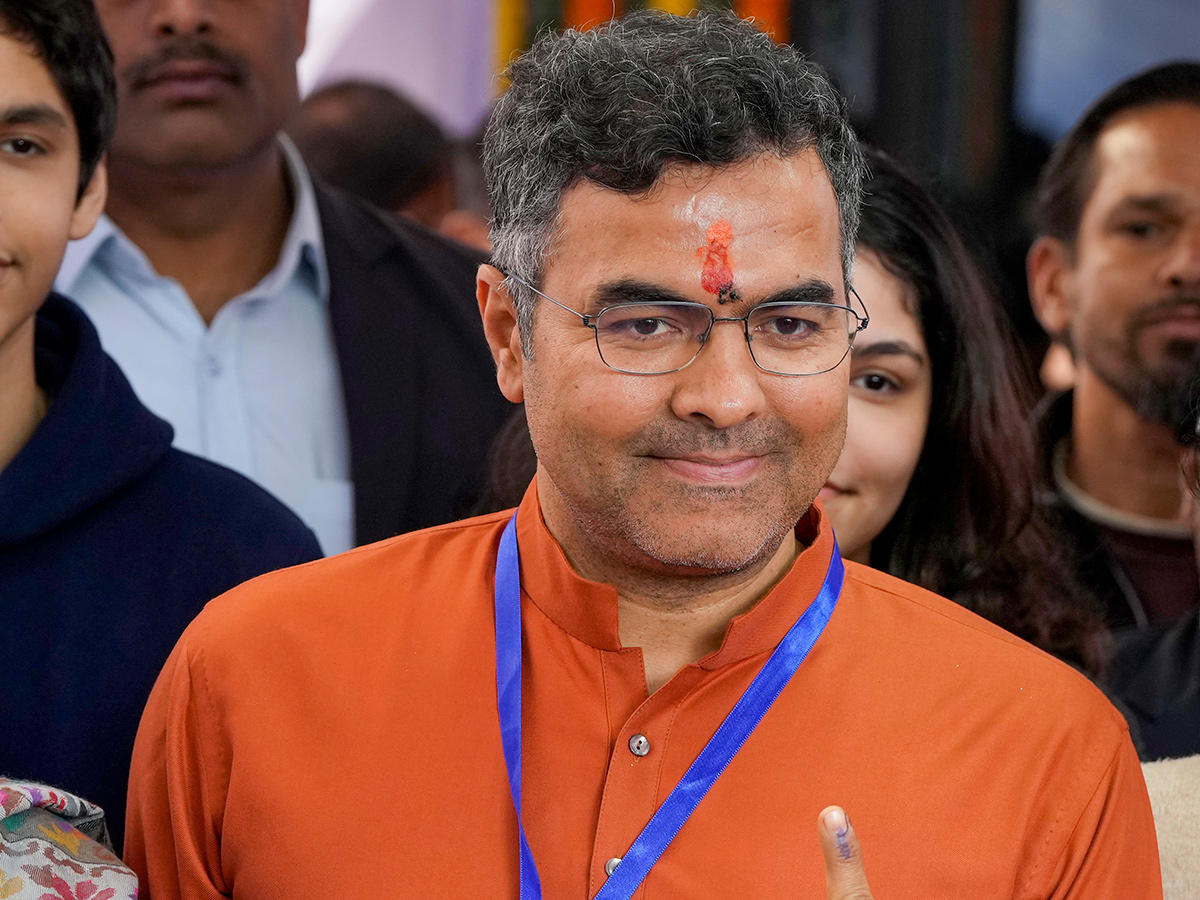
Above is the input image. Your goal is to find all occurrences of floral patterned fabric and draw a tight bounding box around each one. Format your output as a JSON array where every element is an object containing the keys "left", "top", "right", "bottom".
[{"left": 0, "top": 779, "right": 138, "bottom": 900}]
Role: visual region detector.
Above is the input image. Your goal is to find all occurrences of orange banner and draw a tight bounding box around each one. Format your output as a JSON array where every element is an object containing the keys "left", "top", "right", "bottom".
[
  {"left": 563, "top": 0, "right": 622, "bottom": 29},
  {"left": 733, "top": 0, "right": 789, "bottom": 43}
]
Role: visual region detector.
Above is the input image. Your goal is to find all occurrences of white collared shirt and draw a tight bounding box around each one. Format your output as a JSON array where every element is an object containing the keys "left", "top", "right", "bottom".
[{"left": 56, "top": 137, "right": 352, "bottom": 556}]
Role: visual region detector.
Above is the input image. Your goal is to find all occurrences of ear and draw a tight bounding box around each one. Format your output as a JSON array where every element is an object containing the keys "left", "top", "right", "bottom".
[
  {"left": 478, "top": 264, "right": 526, "bottom": 404},
  {"left": 68, "top": 159, "right": 108, "bottom": 241},
  {"left": 1026, "top": 236, "right": 1075, "bottom": 339}
]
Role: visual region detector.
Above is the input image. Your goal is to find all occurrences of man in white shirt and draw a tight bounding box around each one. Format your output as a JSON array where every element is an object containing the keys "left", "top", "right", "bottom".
[{"left": 59, "top": 0, "right": 511, "bottom": 555}]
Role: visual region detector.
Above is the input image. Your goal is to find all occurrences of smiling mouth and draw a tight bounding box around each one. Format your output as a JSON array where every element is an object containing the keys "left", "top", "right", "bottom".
[
  {"left": 655, "top": 455, "right": 764, "bottom": 486},
  {"left": 818, "top": 481, "right": 851, "bottom": 499}
]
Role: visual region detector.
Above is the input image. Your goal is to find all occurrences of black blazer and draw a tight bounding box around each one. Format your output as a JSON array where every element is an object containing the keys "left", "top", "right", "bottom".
[{"left": 316, "top": 184, "right": 513, "bottom": 544}]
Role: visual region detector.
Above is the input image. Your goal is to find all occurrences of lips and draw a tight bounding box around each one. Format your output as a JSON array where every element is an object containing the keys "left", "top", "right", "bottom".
[
  {"left": 656, "top": 454, "right": 764, "bottom": 486},
  {"left": 132, "top": 59, "right": 239, "bottom": 102},
  {"left": 818, "top": 480, "right": 850, "bottom": 503}
]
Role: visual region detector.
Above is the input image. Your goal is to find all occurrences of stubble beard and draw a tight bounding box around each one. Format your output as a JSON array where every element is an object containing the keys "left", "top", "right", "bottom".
[
  {"left": 547, "top": 415, "right": 843, "bottom": 587},
  {"left": 1086, "top": 307, "right": 1200, "bottom": 436}
]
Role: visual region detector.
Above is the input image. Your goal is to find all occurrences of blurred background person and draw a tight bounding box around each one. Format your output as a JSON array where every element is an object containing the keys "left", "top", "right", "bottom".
[
  {"left": 1132, "top": 408, "right": 1200, "bottom": 898},
  {"left": 1027, "top": 63, "right": 1200, "bottom": 644},
  {"left": 0, "top": 0, "right": 319, "bottom": 852},
  {"left": 288, "top": 80, "right": 456, "bottom": 230},
  {"left": 57, "top": 0, "right": 512, "bottom": 557},
  {"left": 1108, "top": 395, "right": 1200, "bottom": 759},
  {"left": 823, "top": 148, "right": 1103, "bottom": 673}
]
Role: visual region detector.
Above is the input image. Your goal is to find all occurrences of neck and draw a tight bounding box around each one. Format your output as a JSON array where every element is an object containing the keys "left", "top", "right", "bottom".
[
  {"left": 0, "top": 318, "right": 49, "bottom": 473},
  {"left": 539, "top": 482, "right": 800, "bottom": 695},
  {"left": 1069, "top": 366, "right": 1185, "bottom": 521},
  {"left": 105, "top": 144, "right": 293, "bottom": 324}
]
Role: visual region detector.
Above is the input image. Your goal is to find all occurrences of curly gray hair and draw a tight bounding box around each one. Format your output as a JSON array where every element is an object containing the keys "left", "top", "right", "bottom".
[{"left": 484, "top": 9, "right": 865, "bottom": 350}]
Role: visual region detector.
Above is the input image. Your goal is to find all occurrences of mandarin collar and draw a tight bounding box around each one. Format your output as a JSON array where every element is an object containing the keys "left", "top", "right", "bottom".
[{"left": 513, "top": 478, "right": 837, "bottom": 667}]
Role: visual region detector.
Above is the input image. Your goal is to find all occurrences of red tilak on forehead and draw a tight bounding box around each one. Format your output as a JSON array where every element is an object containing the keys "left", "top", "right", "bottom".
[{"left": 698, "top": 220, "right": 738, "bottom": 303}]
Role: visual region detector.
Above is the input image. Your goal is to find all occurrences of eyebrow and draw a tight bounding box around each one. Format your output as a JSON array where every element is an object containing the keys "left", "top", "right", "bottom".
[
  {"left": 1109, "top": 194, "right": 1181, "bottom": 216},
  {"left": 587, "top": 278, "right": 838, "bottom": 313},
  {"left": 852, "top": 339, "right": 926, "bottom": 364},
  {"left": 0, "top": 103, "right": 69, "bottom": 130}
]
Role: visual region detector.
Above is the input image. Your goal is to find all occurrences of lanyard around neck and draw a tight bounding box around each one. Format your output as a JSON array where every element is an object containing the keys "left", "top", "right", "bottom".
[{"left": 493, "top": 512, "right": 843, "bottom": 900}]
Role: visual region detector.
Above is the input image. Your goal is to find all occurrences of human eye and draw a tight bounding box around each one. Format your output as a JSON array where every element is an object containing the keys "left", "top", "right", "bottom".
[
  {"left": 851, "top": 371, "right": 900, "bottom": 393},
  {"left": 598, "top": 304, "right": 698, "bottom": 342},
  {"left": 1121, "top": 220, "right": 1162, "bottom": 239},
  {"left": 752, "top": 303, "right": 841, "bottom": 344},
  {"left": 0, "top": 136, "right": 46, "bottom": 156}
]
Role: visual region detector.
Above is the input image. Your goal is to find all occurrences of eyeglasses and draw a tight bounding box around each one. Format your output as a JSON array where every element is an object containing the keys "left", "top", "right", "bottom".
[{"left": 503, "top": 273, "right": 869, "bottom": 377}]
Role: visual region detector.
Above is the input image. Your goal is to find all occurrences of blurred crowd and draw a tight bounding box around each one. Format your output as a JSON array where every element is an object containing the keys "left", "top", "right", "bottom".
[{"left": 1, "top": 1, "right": 1197, "bottom": 897}]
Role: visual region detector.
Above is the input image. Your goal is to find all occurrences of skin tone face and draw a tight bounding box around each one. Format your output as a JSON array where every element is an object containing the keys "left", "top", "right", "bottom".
[
  {"left": 819, "top": 248, "right": 932, "bottom": 563},
  {"left": 1031, "top": 102, "right": 1200, "bottom": 418},
  {"left": 94, "top": 0, "right": 309, "bottom": 172},
  {"left": 480, "top": 150, "right": 849, "bottom": 604},
  {"left": 0, "top": 29, "right": 106, "bottom": 469}
]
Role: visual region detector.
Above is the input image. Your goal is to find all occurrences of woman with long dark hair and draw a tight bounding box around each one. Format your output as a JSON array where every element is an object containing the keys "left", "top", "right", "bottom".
[{"left": 823, "top": 148, "right": 1102, "bottom": 673}]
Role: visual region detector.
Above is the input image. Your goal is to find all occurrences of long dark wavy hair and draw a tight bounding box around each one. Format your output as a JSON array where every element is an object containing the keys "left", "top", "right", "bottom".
[{"left": 860, "top": 149, "right": 1104, "bottom": 674}]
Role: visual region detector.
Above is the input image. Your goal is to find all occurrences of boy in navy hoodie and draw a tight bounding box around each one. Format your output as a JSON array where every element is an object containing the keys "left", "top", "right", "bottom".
[{"left": 0, "top": 0, "right": 320, "bottom": 850}]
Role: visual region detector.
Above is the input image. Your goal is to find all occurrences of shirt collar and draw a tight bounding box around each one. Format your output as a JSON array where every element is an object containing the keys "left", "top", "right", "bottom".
[
  {"left": 55, "top": 134, "right": 329, "bottom": 305},
  {"left": 513, "top": 477, "right": 836, "bottom": 667},
  {"left": 1053, "top": 439, "right": 1193, "bottom": 539}
]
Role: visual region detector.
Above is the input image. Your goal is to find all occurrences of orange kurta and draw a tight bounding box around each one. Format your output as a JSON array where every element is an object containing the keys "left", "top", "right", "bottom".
[{"left": 126, "top": 483, "right": 1160, "bottom": 899}]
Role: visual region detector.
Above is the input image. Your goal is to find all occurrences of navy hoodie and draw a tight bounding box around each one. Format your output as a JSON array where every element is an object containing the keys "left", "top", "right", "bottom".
[{"left": 1, "top": 295, "right": 321, "bottom": 849}]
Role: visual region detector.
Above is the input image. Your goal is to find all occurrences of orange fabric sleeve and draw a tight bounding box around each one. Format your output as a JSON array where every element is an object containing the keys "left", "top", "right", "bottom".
[
  {"left": 124, "top": 628, "right": 231, "bottom": 900},
  {"left": 1038, "top": 726, "right": 1162, "bottom": 900}
]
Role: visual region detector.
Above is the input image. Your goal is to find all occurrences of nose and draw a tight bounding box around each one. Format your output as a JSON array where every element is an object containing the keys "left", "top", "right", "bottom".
[
  {"left": 668, "top": 319, "right": 768, "bottom": 429},
  {"left": 1163, "top": 220, "right": 1200, "bottom": 290},
  {"left": 150, "top": 0, "right": 213, "bottom": 37}
]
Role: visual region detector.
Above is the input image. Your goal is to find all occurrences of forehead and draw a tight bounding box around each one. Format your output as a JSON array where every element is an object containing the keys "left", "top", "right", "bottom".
[
  {"left": 1085, "top": 102, "right": 1200, "bottom": 213},
  {"left": 542, "top": 150, "right": 843, "bottom": 302},
  {"left": 0, "top": 28, "right": 70, "bottom": 112},
  {"left": 852, "top": 248, "right": 923, "bottom": 339}
]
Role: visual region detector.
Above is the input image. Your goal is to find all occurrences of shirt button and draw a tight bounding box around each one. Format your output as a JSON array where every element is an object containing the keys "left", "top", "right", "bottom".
[
  {"left": 629, "top": 734, "right": 650, "bottom": 757},
  {"left": 605, "top": 857, "right": 622, "bottom": 876},
  {"left": 205, "top": 355, "right": 222, "bottom": 377}
]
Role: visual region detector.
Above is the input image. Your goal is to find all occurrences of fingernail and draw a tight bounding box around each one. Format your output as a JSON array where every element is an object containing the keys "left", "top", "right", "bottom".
[
  {"left": 823, "top": 807, "right": 853, "bottom": 860},
  {"left": 822, "top": 807, "right": 848, "bottom": 837}
]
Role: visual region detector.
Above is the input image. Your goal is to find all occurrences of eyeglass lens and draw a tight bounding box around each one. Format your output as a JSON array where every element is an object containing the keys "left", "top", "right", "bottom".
[{"left": 594, "top": 302, "right": 855, "bottom": 375}]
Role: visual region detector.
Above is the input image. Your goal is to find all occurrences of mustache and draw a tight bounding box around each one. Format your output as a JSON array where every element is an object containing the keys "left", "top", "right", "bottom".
[
  {"left": 122, "top": 38, "right": 249, "bottom": 90},
  {"left": 1128, "top": 295, "right": 1200, "bottom": 331},
  {"left": 628, "top": 420, "right": 797, "bottom": 458}
]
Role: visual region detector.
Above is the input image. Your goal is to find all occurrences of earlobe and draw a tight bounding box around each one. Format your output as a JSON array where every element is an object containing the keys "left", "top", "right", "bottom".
[
  {"left": 477, "top": 264, "right": 526, "bottom": 403},
  {"left": 68, "top": 160, "right": 107, "bottom": 241},
  {"left": 1026, "top": 236, "right": 1074, "bottom": 339}
]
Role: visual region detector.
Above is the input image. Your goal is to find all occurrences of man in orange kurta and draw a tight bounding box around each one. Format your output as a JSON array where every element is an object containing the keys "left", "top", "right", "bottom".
[{"left": 126, "top": 11, "right": 1161, "bottom": 899}]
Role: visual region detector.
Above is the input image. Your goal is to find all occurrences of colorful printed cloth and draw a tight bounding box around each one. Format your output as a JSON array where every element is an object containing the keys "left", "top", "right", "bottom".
[{"left": 0, "top": 779, "right": 138, "bottom": 899}]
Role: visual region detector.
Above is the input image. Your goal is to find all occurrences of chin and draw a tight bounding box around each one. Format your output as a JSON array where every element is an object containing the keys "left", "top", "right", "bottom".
[{"left": 622, "top": 509, "right": 798, "bottom": 575}]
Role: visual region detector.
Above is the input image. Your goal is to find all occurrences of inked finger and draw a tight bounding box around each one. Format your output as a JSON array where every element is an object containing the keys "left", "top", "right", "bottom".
[{"left": 817, "top": 806, "right": 874, "bottom": 900}]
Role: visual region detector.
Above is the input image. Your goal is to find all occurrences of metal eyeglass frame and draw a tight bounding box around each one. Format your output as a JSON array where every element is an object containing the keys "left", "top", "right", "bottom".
[{"left": 501, "top": 271, "right": 870, "bottom": 377}]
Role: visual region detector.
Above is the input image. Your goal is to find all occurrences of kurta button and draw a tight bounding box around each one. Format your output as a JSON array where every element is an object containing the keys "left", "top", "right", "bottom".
[
  {"left": 605, "top": 857, "right": 622, "bottom": 876},
  {"left": 629, "top": 734, "right": 650, "bottom": 756}
]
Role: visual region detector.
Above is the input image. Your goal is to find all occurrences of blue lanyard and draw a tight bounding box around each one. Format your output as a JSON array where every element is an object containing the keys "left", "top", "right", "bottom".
[{"left": 494, "top": 513, "right": 843, "bottom": 900}]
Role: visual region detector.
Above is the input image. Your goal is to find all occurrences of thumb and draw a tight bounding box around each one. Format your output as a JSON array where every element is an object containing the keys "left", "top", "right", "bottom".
[{"left": 817, "top": 806, "right": 874, "bottom": 900}]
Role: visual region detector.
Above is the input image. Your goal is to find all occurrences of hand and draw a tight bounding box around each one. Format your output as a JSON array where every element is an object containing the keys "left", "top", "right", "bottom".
[{"left": 818, "top": 807, "right": 874, "bottom": 900}]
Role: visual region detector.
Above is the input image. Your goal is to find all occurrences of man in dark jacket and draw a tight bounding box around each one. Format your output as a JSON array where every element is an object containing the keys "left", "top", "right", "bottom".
[
  {"left": 1027, "top": 63, "right": 1200, "bottom": 759},
  {"left": 1028, "top": 63, "right": 1200, "bottom": 634},
  {"left": 0, "top": 0, "right": 320, "bottom": 848},
  {"left": 57, "top": 0, "right": 512, "bottom": 556}
]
